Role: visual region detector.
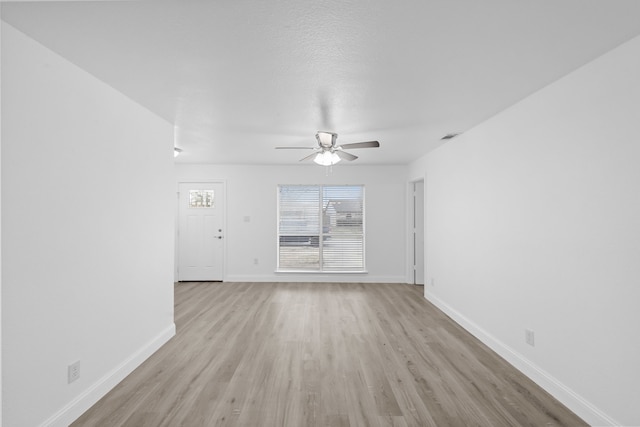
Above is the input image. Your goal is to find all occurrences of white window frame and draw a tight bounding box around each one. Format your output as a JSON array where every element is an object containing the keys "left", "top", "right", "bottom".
[{"left": 276, "top": 184, "right": 366, "bottom": 273}]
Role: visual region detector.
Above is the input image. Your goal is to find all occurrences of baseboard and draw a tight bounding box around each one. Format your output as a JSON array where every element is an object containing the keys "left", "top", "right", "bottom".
[
  {"left": 425, "top": 293, "right": 619, "bottom": 427},
  {"left": 41, "top": 323, "right": 176, "bottom": 427},
  {"left": 224, "top": 274, "right": 407, "bottom": 283}
]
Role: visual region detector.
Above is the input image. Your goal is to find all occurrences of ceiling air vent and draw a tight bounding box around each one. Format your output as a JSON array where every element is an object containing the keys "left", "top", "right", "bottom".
[{"left": 441, "top": 133, "right": 460, "bottom": 140}]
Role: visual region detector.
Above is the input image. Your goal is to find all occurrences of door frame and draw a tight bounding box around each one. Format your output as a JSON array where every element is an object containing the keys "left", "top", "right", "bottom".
[
  {"left": 407, "top": 178, "right": 425, "bottom": 285},
  {"left": 175, "top": 180, "right": 227, "bottom": 282}
]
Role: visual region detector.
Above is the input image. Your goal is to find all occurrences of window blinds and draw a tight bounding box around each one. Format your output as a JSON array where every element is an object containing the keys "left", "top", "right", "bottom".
[{"left": 277, "top": 185, "right": 365, "bottom": 272}]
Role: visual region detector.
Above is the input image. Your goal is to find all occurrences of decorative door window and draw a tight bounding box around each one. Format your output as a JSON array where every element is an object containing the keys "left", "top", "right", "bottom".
[{"left": 189, "top": 190, "right": 214, "bottom": 208}]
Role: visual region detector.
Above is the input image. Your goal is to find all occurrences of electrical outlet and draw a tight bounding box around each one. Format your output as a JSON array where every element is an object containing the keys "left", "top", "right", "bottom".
[
  {"left": 68, "top": 360, "right": 81, "bottom": 384},
  {"left": 525, "top": 329, "right": 535, "bottom": 347},
  {"left": 430, "top": 278, "right": 435, "bottom": 287}
]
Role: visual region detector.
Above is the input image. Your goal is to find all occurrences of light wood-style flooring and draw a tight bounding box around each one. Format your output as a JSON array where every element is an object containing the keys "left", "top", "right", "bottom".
[{"left": 72, "top": 282, "right": 586, "bottom": 426}]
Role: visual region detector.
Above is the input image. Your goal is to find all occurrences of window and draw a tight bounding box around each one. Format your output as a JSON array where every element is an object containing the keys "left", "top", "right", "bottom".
[
  {"left": 277, "top": 185, "right": 365, "bottom": 272},
  {"left": 189, "top": 190, "right": 214, "bottom": 208}
]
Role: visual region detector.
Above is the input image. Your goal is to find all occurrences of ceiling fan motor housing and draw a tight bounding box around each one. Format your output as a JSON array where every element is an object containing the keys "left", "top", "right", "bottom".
[{"left": 316, "top": 131, "right": 338, "bottom": 149}]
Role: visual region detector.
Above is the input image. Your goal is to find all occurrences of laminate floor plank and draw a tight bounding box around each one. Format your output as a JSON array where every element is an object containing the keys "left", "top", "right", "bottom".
[{"left": 72, "top": 282, "right": 587, "bottom": 427}]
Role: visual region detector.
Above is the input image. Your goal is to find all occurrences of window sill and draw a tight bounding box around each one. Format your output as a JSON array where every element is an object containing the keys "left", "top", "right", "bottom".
[{"left": 275, "top": 270, "right": 368, "bottom": 274}]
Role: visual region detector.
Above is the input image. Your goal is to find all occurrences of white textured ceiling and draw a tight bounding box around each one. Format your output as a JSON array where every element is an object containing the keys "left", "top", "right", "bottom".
[{"left": 3, "top": 0, "right": 640, "bottom": 165}]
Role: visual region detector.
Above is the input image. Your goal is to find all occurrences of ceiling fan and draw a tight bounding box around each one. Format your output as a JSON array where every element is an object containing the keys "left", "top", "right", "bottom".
[{"left": 276, "top": 131, "right": 380, "bottom": 166}]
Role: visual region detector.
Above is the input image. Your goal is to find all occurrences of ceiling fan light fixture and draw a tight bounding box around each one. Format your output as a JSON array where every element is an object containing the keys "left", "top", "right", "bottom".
[{"left": 313, "top": 151, "right": 341, "bottom": 166}]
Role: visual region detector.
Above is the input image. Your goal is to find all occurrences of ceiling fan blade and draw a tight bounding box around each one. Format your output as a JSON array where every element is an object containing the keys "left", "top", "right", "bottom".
[
  {"left": 335, "top": 150, "right": 358, "bottom": 161},
  {"left": 338, "top": 141, "right": 380, "bottom": 149},
  {"left": 299, "top": 151, "right": 319, "bottom": 162},
  {"left": 275, "top": 146, "right": 316, "bottom": 150}
]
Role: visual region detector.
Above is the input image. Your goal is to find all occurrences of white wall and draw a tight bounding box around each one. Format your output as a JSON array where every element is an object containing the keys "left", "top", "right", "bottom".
[
  {"left": 411, "top": 35, "right": 640, "bottom": 426},
  {"left": 0, "top": 15, "right": 3, "bottom": 427},
  {"left": 175, "top": 164, "right": 408, "bottom": 283},
  {"left": 1, "top": 23, "right": 176, "bottom": 426}
]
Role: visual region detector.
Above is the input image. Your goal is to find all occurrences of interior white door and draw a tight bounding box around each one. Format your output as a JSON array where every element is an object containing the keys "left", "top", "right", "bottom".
[
  {"left": 178, "top": 182, "right": 225, "bottom": 281},
  {"left": 414, "top": 180, "right": 425, "bottom": 285}
]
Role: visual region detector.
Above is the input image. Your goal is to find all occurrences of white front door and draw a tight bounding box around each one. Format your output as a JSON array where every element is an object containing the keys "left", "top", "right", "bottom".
[{"left": 178, "top": 182, "right": 225, "bottom": 281}]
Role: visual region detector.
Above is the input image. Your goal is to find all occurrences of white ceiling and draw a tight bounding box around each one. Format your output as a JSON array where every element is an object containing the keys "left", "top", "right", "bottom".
[{"left": 3, "top": 0, "right": 640, "bottom": 165}]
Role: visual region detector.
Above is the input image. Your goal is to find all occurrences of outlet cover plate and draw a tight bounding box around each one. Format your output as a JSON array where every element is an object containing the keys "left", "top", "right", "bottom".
[
  {"left": 68, "top": 360, "right": 81, "bottom": 383},
  {"left": 525, "top": 329, "right": 535, "bottom": 347}
]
